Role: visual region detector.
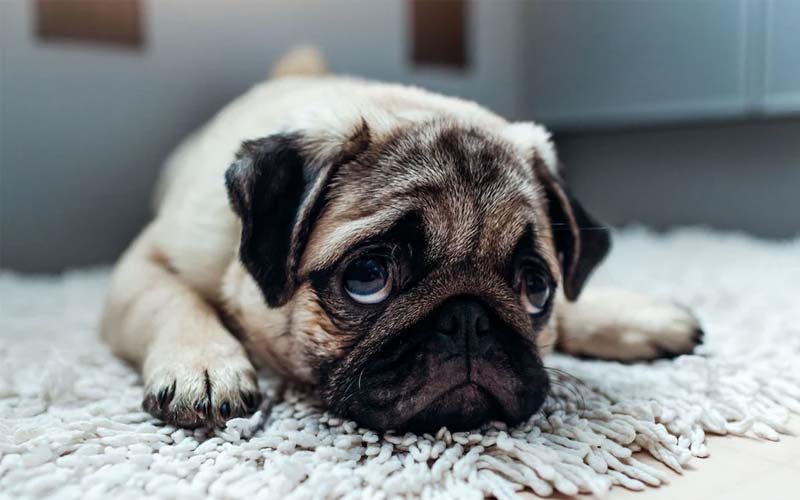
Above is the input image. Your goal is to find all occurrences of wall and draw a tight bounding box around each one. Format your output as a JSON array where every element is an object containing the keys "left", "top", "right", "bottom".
[
  {"left": 1, "top": 1, "right": 798, "bottom": 273},
  {"left": 0, "top": 0, "right": 519, "bottom": 271},
  {"left": 557, "top": 118, "right": 800, "bottom": 239}
]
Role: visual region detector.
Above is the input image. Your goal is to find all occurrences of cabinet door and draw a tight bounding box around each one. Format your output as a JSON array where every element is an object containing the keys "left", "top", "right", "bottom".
[
  {"left": 764, "top": 0, "right": 800, "bottom": 114},
  {"left": 517, "top": 0, "right": 749, "bottom": 129}
]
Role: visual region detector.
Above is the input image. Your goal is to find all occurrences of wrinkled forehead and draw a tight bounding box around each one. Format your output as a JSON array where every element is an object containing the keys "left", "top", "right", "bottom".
[{"left": 301, "top": 122, "right": 555, "bottom": 273}]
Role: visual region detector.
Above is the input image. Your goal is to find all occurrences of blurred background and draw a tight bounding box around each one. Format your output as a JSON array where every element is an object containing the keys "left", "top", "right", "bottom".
[{"left": 1, "top": 0, "right": 798, "bottom": 272}]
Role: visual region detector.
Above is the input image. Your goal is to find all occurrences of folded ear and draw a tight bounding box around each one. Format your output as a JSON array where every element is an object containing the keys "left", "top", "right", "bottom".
[
  {"left": 225, "top": 127, "right": 369, "bottom": 306},
  {"left": 501, "top": 121, "right": 610, "bottom": 301},
  {"left": 532, "top": 158, "right": 611, "bottom": 302}
]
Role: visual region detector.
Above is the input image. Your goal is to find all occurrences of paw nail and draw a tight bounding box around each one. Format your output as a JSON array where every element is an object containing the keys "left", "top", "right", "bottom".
[
  {"left": 157, "top": 388, "right": 169, "bottom": 406},
  {"left": 242, "top": 392, "right": 258, "bottom": 410},
  {"left": 142, "top": 394, "right": 157, "bottom": 413},
  {"left": 693, "top": 327, "right": 705, "bottom": 344},
  {"left": 220, "top": 402, "right": 231, "bottom": 418}
]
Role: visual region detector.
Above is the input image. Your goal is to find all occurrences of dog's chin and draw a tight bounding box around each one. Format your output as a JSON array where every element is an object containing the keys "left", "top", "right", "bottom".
[
  {"left": 325, "top": 343, "right": 550, "bottom": 432},
  {"left": 403, "top": 382, "right": 502, "bottom": 432},
  {"left": 344, "top": 368, "right": 548, "bottom": 432}
]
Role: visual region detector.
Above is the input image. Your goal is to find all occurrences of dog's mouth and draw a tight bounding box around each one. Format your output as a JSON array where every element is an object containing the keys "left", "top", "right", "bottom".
[
  {"left": 403, "top": 381, "right": 503, "bottom": 432},
  {"left": 323, "top": 299, "right": 550, "bottom": 432},
  {"left": 346, "top": 354, "right": 547, "bottom": 432}
]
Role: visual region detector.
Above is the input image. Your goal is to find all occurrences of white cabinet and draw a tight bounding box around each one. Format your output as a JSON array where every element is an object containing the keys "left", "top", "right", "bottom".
[
  {"left": 764, "top": 0, "right": 800, "bottom": 114},
  {"left": 514, "top": 0, "right": 800, "bottom": 129}
]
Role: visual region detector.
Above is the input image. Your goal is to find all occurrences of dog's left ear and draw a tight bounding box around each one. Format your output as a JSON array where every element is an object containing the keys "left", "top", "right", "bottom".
[
  {"left": 503, "top": 122, "right": 611, "bottom": 301},
  {"left": 225, "top": 125, "right": 370, "bottom": 307}
]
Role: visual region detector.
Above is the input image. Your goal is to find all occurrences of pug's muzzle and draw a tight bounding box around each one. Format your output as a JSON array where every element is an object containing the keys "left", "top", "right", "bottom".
[{"left": 324, "top": 296, "right": 549, "bottom": 432}]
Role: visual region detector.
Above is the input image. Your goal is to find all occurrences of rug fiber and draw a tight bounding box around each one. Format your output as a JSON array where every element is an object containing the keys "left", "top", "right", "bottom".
[{"left": 1, "top": 228, "right": 799, "bottom": 499}]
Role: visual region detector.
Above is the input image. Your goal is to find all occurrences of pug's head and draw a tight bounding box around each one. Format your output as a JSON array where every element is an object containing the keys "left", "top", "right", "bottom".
[{"left": 225, "top": 118, "right": 609, "bottom": 432}]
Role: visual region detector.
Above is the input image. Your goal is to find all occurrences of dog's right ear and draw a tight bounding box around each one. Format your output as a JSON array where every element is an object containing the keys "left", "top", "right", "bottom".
[{"left": 225, "top": 127, "right": 369, "bottom": 307}]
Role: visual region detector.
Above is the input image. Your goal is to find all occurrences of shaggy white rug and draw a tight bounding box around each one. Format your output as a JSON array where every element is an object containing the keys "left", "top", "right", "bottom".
[{"left": 1, "top": 228, "right": 799, "bottom": 499}]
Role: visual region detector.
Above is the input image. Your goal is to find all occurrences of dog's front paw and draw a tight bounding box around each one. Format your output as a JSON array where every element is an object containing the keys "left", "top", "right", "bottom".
[
  {"left": 142, "top": 347, "right": 261, "bottom": 428},
  {"left": 610, "top": 301, "right": 704, "bottom": 361},
  {"left": 558, "top": 287, "right": 704, "bottom": 362}
]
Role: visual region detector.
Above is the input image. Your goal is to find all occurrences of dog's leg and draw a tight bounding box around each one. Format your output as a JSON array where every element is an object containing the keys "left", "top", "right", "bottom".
[
  {"left": 554, "top": 286, "right": 703, "bottom": 361},
  {"left": 100, "top": 224, "right": 260, "bottom": 427}
]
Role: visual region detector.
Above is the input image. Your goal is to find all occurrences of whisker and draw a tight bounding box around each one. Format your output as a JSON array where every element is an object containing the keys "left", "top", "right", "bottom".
[
  {"left": 544, "top": 367, "right": 591, "bottom": 411},
  {"left": 550, "top": 225, "right": 609, "bottom": 231}
]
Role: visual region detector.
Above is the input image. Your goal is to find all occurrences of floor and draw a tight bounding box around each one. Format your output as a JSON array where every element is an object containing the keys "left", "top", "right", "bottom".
[{"left": 532, "top": 417, "right": 800, "bottom": 500}]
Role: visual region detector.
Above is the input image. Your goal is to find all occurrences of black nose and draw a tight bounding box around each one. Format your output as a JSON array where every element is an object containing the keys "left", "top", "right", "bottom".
[{"left": 433, "top": 297, "right": 492, "bottom": 357}]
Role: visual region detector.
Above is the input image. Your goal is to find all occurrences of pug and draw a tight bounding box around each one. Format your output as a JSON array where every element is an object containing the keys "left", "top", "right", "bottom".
[{"left": 101, "top": 48, "right": 702, "bottom": 431}]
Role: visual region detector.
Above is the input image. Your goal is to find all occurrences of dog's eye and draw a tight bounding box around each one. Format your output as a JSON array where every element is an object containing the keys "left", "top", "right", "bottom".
[
  {"left": 343, "top": 256, "right": 393, "bottom": 304},
  {"left": 520, "top": 270, "right": 550, "bottom": 315}
]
